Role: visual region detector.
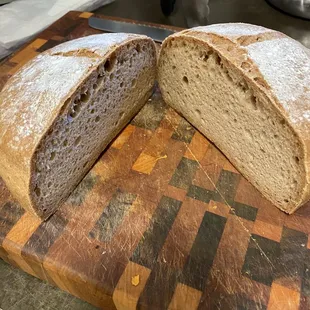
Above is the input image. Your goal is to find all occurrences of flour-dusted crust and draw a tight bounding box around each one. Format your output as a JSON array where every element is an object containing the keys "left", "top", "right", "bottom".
[
  {"left": 0, "top": 33, "right": 156, "bottom": 218},
  {"left": 158, "top": 23, "right": 310, "bottom": 213},
  {"left": 193, "top": 23, "right": 275, "bottom": 37}
]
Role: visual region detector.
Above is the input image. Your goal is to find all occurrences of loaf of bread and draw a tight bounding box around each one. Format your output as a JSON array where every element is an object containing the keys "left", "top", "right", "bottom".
[
  {"left": 158, "top": 23, "right": 310, "bottom": 214},
  {"left": 0, "top": 33, "right": 156, "bottom": 219}
]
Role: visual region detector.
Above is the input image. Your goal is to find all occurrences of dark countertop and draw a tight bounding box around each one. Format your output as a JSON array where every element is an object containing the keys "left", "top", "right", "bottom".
[{"left": 95, "top": 0, "right": 310, "bottom": 48}]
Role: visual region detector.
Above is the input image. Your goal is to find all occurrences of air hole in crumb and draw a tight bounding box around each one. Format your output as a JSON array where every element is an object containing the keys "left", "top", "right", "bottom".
[
  {"left": 34, "top": 186, "right": 41, "bottom": 197},
  {"left": 81, "top": 91, "right": 90, "bottom": 103},
  {"left": 183, "top": 76, "right": 189, "bottom": 83},
  {"left": 90, "top": 109, "right": 95, "bottom": 114},
  {"left": 195, "top": 109, "right": 201, "bottom": 115},
  {"left": 274, "top": 134, "right": 278, "bottom": 138},
  {"left": 95, "top": 116, "right": 100, "bottom": 122},
  {"left": 135, "top": 44, "right": 141, "bottom": 53},
  {"left": 119, "top": 111, "right": 124, "bottom": 118},
  {"left": 110, "top": 73, "right": 114, "bottom": 80},
  {"left": 284, "top": 199, "right": 289, "bottom": 203},
  {"left": 120, "top": 82, "right": 124, "bottom": 88},
  {"left": 50, "top": 152, "right": 56, "bottom": 161},
  {"left": 202, "top": 50, "right": 213, "bottom": 61},
  {"left": 83, "top": 162, "right": 88, "bottom": 168},
  {"left": 104, "top": 55, "right": 116, "bottom": 72},
  {"left": 93, "top": 83, "right": 98, "bottom": 90},
  {"left": 131, "top": 79, "right": 137, "bottom": 87},
  {"left": 196, "top": 74, "right": 200, "bottom": 78},
  {"left": 215, "top": 54, "right": 221, "bottom": 65},
  {"left": 42, "top": 208, "right": 47, "bottom": 213},
  {"left": 295, "top": 156, "right": 300, "bottom": 163},
  {"left": 74, "top": 136, "right": 81, "bottom": 146},
  {"left": 142, "top": 45, "right": 147, "bottom": 52},
  {"left": 234, "top": 118, "right": 237, "bottom": 123},
  {"left": 95, "top": 245, "right": 100, "bottom": 249},
  {"left": 73, "top": 102, "right": 81, "bottom": 113},
  {"left": 260, "top": 148, "right": 266, "bottom": 153},
  {"left": 280, "top": 119, "right": 285, "bottom": 125},
  {"left": 250, "top": 95, "right": 258, "bottom": 110},
  {"left": 68, "top": 111, "right": 77, "bottom": 120},
  {"left": 238, "top": 81, "right": 249, "bottom": 92},
  {"left": 172, "top": 65, "right": 176, "bottom": 69},
  {"left": 98, "top": 75, "right": 104, "bottom": 85},
  {"left": 47, "top": 182, "right": 52, "bottom": 188}
]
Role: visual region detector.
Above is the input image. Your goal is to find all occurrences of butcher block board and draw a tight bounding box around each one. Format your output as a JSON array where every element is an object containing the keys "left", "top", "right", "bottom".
[{"left": 1, "top": 11, "right": 310, "bottom": 310}]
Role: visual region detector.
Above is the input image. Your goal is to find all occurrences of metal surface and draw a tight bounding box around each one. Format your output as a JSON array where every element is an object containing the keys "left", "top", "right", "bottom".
[
  {"left": 267, "top": 0, "right": 310, "bottom": 19},
  {"left": 88, "top": 17, "right": 176, "bottom": 42}
]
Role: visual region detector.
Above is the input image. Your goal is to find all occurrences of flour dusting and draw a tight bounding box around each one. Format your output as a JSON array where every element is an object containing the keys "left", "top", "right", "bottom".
[
  {"left": 246, "top": 38, "right": 310, "bottom": 125},
  {"left": 50, "top": 33, "right": 140, "bottom": 57},
  {"left": 193, "top": 23, "right": 273, "bottom": 37},
  {"left": 0, "top": 54, "right": 99, "bottom": 150}
]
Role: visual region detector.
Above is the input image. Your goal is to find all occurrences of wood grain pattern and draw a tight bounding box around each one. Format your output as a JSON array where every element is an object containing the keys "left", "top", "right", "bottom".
[{"left": 0, "top": 11, "right": 309, "bottom": 310}]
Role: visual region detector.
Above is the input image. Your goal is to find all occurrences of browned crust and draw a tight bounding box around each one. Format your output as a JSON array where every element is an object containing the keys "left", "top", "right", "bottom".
[
  {"left": 0, "top": 36, "right": 156, "bottom": 218},
  {"left": 158, "top": 29, "right": 310, "bottom": 214}
]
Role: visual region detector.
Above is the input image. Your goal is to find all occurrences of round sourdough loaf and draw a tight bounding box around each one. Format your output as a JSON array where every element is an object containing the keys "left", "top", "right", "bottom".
[
  {"left": 158, "top": 23, "right": 310, "bottom": 214},
  {"left": 0, "top": 33, "right": 157, "bottom": 219}
]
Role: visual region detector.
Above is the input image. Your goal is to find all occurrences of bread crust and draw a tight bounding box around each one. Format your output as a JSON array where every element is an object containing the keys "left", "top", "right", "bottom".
[
  {"left": 158, "top": 23, "right": 310, "bottom": 214},
  {"left": 0, "top": 34, "right": 156, "bottom": 218}
]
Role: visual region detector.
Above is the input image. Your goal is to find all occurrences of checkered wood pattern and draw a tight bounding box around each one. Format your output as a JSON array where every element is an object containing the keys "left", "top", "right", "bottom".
[{"left": 0, "top": 11, "right": 310, "bottom": 310}]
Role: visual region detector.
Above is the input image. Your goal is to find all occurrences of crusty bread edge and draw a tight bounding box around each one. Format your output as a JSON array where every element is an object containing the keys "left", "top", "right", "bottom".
[
  {"left": 158, "top": 31, "right": 310, "bottom": 214},
  {"left": 0, "top": 36, "right": 156, "bottom": 219}
]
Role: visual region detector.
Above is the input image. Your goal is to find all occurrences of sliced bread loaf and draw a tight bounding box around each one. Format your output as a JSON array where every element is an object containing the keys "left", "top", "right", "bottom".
[
  {"left": 158, "top": 23, "right": 310, "bottom": 214},
  {"left": 0, "top": 33, "right": 156, "bottom": 219}
]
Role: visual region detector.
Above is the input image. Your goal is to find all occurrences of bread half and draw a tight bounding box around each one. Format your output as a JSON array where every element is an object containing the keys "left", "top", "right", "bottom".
[
  {"left": 158, "top": 23, "right": 310, "bottom": 214},
  {"left": 0, "top": 33, "right": 156, "bottom": 219}
]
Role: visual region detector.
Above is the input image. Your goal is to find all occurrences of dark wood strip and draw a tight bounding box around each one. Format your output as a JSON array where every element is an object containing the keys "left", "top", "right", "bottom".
[
  {"left": 242, "top": 234, "right": 280, "bottom": 286},
  {"left": 181, "top": 211, "right": 226, "bottom": 290},
  {"left": 214, "top": 169, "right": 241, "bottom": 203},
  {"left": 169, "top": 157, "right": 199, "bottom": 190},
  {"left": 230, "top": 201, "right": 258, "bottom": 221},
  {"left": 137, "top": 263, "right": 179, "bottom": 310},
  {"left": 22, "top": 213, "right": 68, "bottom": 261},
  {"left": 171, "top": 118, "right": 196, "bottom": 144},
  {"left": 131, "top": 91, "right": 167, "bottom": 131},
  {"left": 89, "top": 188, "right": 136, "bottom": 242},
  {"left": 0, "top": 202, "right": 25, "bottom": 244},
  {"left": 131, "top": 196, "right": 182, "bottom": 269},
  {"left": 187, "top": 185, "right": 214, "bottom": 204},
  {"left": 275, "top": 227, "right": 308, "bottom": 291},
  {"left": 302, "top": 249, "right": 310, "bottom": 298}
]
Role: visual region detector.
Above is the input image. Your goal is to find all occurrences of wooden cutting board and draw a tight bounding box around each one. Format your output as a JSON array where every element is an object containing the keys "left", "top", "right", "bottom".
[{"left": 1, "top": 11, "right": 310, "bottom": 310}]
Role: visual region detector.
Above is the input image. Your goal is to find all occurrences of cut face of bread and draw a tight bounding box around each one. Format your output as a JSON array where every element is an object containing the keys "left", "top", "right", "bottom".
[
  {"left": 158, "top": 34, "right": 307, "bottom": 214},
  {"left": 0, "top": 34, "right": 156, "bottom": 219}
]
